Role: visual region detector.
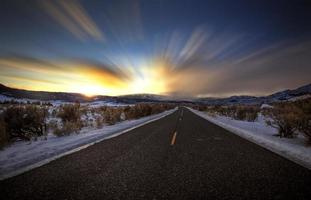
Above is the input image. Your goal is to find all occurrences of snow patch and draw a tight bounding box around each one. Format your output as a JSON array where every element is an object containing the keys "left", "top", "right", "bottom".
[{"left": 260, "top": 104, "right": 273, "bottom": 109}]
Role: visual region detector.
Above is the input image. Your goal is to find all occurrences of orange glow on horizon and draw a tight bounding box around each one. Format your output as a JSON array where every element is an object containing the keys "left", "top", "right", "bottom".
[{"left": 0, "top": 57, "right": 174, "bottom": 96}]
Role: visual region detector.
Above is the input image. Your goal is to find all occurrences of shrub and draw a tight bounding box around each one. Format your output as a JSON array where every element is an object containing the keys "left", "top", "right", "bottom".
[
  {"left": 0, "top": 118, "right": 9, "bottom": 148},
  {"left": 102, "top": 107, "right": 123, "bottom": 125},
  {"left": 57, "top": 103, "right": 81, "bottom": 124},
  {"left": 98, "top": 103, "right": 175, "bottom": 125},
  {"left": 123, "top": 106, "right": 138, "bottom": 120},
  {"left": 266, "top": 103, "right": 302, "bottom": 138},
  {"left": 54, "top": 103, "right": 83, "bottom": 136},
  {"left": 3, "top": 105, "right": 48, "bottom": 140},
  {"left": 298, "top": 117, "right": 311, "bottom": 145},
  {"left": 294, "top": 98, "right": 311, "bottom": 144},
  {"left": 53, "top": 121, "right": 82, "bottom": 137},
  {"left": 206, "top": 105, "right": 259, "bottom": 121},
  {"left": 198, "top": 105, "right": 207, "bottom": 111},
  {"left": 234, "top": 106, "right": 260, "bottom": 121},
  {"left": 95, "top": 116, "right": 104, "bottom": 128}
]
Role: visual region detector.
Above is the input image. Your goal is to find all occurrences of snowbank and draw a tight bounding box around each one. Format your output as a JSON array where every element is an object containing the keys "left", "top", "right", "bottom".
[
  {"left": 0, "top": 108, "right": 177, "bottom": 180},
  {"left": 188, "top": 108, "right": 311, "bottom": 170}
]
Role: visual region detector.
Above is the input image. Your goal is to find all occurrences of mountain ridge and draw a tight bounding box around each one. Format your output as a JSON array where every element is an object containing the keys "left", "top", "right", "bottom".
[{"left": 0, "top": 83, "right": 310, "bottom": 105}]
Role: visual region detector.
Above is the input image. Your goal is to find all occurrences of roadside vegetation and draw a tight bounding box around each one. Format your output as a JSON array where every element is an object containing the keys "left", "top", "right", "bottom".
[
  {"left": 265, "top": 99, "right": 311, "bottom": 144},
  {"left": 195, "top": 105, "right": 260, "bottom": 122},
  {"left": 193, "top": 98, "right": 311, "bottom": 145},
  {"left": 0, "top": 101, "right": 175, "bottom": 148}
]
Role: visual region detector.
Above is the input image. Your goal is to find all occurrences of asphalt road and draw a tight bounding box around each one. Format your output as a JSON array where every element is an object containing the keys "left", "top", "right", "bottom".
[{"left": 1, "top": 107, "right": 311, "bottom": 200}]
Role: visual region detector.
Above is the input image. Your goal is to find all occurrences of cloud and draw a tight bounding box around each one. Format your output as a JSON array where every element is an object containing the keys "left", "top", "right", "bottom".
[
  {"left": 40, "top": 0, "right": 104, "bottom": 41},
  {"left": 0, "top": 55, "right": 130, "bottom": 95},
  {"left": 149, "top": 28, "right": 311, "bottom": 97},
  {"left": 101, "top": 0, "right": 144, "bottom": 42},
  {"left": 1, "top": 24, "right": 310, "bottom": 97}
]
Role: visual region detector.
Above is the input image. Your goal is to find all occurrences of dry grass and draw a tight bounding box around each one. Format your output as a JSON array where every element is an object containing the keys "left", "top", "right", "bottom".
[
  {"left": 2, "top": 105, "right": 48, "bottom": 141},
  {"left": 0, "top": 118, "right": 8, "bottom": 148},
  {"left": 204, "top": 105, "right": 260, "bottom": 122},
  {"left": 266, "top": 104, "right": 302, "bottom": 138},
  {"left": 264, "top": 98, "right": 311, "bottom": 143}
]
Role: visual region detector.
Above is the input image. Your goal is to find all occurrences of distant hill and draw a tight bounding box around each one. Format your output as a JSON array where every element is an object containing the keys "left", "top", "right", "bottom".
[
  {"left": 0, "top": 83, "right": 310, "bottom": 105},
  {"left": 0, "top": 84, "right": 95, "bottom": 102},
  {"left": 0, "top": 84, "right": 183, "bottom": 104},
  {"left": 196, "top": 83, "right": 311, "bottom": 105}
]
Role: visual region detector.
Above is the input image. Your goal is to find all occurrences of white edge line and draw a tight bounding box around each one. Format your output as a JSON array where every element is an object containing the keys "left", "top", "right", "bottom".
[
  {"left": 187, "top": 107, "right": 311, "bottom": 170},
  {"left": 0, "top": 108, "right": 177, "bottom": 181}
]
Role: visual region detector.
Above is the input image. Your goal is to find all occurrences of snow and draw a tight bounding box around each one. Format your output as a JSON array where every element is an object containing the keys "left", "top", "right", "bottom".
[
  {"left": 0, "top": 108, "right": 177, "bottom": 180},
  {"left": 188, "top": 107, "right": 311, "bottom": 170},
  {"left": 84, "top": 101, "right": 130, "bottom": 108},
  {"left": 0, "top": 94, "right": 13, "bottom": 102},
  {"left": 0, "top": 94, "right": 38, "bottom": 104},
  {"left": 0, "top": 94, "right": 129, "bottom": 107},
  {"left": 260, "top": 104, "right": 273, "bottom": 109}
]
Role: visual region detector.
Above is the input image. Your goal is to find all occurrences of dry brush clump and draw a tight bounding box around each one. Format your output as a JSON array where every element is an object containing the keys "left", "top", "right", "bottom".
[
  {"left": 291, "top": 98, "right": 311, "bottom": 144},
  {"left": 1, "top": 105, "right": 48, "bottom": 141},
  {"left": 0, "top": 117, "right": 9, "bottom": 148},
  {"left": 234, "top": 105, "right": 260, "bottom": 121},
  {"left": 124, "top": 103, "right": 175, "bottom": 120},
  {"left": 53, "top": 103, "right": 83, "bottom": 136},
  {"left": 96, "top": 103, "right": 175, "bottom": 125},
  {"left": 265, "top": 98, "right": 311, "bottom": 143},
  {"left": 266, "top": 103, "right": 302, "bottom": 138},
  {"left": 101, "top": 106, "right": 124, "bottom": 125},
  {"left": 205, "top": 105, "right": 260, "bottom": 121}
]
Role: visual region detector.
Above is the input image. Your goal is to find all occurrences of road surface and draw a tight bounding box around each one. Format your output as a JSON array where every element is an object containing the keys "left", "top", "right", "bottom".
[{"left": 1, "top": 107, "right": 311, "bottom": 200}]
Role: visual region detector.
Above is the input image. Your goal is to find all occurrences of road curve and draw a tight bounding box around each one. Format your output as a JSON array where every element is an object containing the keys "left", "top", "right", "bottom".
[{"left": 1, "top": 107, "right": 310, "bottom": 200}]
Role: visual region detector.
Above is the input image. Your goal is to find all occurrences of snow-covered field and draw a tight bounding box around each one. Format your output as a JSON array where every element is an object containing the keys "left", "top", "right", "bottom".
[
  {"left": 0, "top": 94, "right": 129, "bottom": 107},
  {"left": 0, "top": 108, "right": 177, "bottom": 180},
  {"left": 188, "top": 108, "right": 311, "bottom": 170}
]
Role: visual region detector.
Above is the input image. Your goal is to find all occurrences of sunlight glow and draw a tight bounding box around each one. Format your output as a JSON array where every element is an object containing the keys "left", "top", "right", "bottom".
[{"left": 0, "top": 56, "right": 173, "bottom": 96}]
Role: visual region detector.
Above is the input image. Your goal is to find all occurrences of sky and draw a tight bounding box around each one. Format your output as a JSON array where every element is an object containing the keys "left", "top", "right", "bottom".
[{"left": 0, "top": 0, "right": 310, "bottom": 97}]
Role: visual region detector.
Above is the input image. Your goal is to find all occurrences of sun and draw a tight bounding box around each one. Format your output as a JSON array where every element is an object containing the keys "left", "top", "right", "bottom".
[{"left": 128, "top": 65, "right": 169, "bottom": 95}]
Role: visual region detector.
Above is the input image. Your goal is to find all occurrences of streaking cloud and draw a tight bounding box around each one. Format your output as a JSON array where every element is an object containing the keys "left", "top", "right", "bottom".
[
  {"left": 0, "top": 0, "right": 310, "bottom": 97},
  {"left": 40, "top": 0, "right": 104, "bottom": 41}
]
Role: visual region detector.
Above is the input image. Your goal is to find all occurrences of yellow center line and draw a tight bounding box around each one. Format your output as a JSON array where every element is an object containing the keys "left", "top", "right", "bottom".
[{"left": 170, "top": 131, "right": 177, "bottom": 146}]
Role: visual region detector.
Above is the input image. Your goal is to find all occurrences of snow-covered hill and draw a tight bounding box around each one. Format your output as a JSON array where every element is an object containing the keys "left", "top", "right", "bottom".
[
  {"left": 0, "top": 83, "right": 310, "bottom": 105},
  {"left": 197, "top": 83, "right": 311, "bottom": 105}
]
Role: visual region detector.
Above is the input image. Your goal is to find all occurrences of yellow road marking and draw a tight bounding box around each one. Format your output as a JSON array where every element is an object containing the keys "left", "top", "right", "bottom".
[{"left": 170, "top": 131, "right": 177, "bottom": 146}]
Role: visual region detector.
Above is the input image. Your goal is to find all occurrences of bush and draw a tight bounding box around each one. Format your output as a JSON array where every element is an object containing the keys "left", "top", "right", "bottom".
[
  {"left": 298, "top": 117, "right": 311, "bottom": 145},
  {"left": 95, "top": 116, "right": 103, "bottom": 128},
  {"left": 294, "top": 98, "right": 311, "bottom": 144},
  {"left": 266, "top": 103, "right": 302, "bottom": 138},
  {"left": 234, "top": 106, "right": 260, "bottom": 121},
  {"left": 98, "top": 103, "right": 175, "bottom": 125},
  {"left": 102, "top": 107, "right": 123, "bottom": 125},
  {"left": 0, "top": 118, "right": 9, "bottom": 148},
  {"left": 3, "top": 105, "right": 48, "bottom": 140},
  {"left": 57, "top": 103, "right": 81, "bottom": 124},
  {"left": 53, "top": 121, "right": 82, "bottom": 137},
  {"left": 206, "top": 105, "right": 259, "bottom": 121},
  {"left": 54, "top": 103, "right": 83, "bottom": 136}
]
